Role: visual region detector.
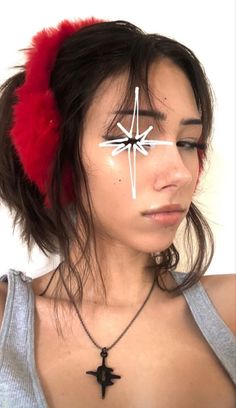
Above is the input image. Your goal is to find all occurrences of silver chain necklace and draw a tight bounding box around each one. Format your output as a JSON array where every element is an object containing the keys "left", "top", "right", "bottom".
[
  {"left": 40, "top": 272, "right": 156, "bottom": 399},
  {"left": 74, "top": 276, "right": 156, "bottom": 399}
]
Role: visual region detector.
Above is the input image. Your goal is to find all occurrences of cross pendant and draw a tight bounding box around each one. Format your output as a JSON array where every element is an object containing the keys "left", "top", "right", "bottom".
[{"left": 86, "top": 347, "right": 121, "bottom": 399}]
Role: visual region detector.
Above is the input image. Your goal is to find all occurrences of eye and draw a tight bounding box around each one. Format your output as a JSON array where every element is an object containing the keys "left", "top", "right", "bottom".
[
  {"left": 176, "top": 140, "right": 206, "bottom": 151},
  {"left": 102, "top": 135, "right": 138, "bottom": 146}
]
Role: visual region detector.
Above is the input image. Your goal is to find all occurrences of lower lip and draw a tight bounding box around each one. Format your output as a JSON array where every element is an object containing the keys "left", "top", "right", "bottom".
[{"left": 143, "top": 211, "right": 184, "bottom": 226}]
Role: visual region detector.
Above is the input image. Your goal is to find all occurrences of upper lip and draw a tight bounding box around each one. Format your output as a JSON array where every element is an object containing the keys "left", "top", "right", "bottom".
[{"left": 141, "top": 204, "right": 186, "bottom": 216}]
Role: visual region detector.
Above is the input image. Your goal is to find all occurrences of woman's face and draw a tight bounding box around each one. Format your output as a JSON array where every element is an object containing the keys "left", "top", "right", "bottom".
[{"left": 81, "top": 58, "right": 202, "bottom": 253}]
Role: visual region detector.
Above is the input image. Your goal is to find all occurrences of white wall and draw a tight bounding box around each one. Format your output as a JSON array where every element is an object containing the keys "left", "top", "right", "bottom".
[{"left": 0, "top": 0, "right": 235, "bottom": 277}]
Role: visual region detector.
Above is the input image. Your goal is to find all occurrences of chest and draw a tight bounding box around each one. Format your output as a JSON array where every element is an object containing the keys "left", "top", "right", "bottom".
[{"left": 34, "top": 297, "right": 236, "bottom": 408}]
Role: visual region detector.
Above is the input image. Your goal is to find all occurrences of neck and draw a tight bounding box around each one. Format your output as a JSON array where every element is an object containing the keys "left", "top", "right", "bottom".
[
  {"left": 81, "top": 249, "right": 156, "bottom": 308},
  {"left": 32, "top": 242, "right": 157, "bottom": 309}
]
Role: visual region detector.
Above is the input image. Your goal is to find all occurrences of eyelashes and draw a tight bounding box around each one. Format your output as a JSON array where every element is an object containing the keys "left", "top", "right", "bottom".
[
  {"left": 176, "top": 141, "right": 206, "bottom": 151},
  {"left": 102, "top": 135, "right": 206, "bottom": 151}
]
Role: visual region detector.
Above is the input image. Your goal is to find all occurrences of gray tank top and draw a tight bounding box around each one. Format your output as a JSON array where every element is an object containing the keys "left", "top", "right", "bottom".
[{"left": 0, "top": 269, "right": 235, "bottom": 407}]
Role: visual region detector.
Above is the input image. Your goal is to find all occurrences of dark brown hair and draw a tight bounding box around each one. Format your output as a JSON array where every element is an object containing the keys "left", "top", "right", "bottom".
[{"left": 0, "top": 20, "right": 214, "bottom": 334}]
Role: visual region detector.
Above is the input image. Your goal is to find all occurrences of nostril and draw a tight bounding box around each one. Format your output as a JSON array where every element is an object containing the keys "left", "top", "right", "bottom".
[{"left": 152, "top": 163, "right": 193, "bottom": 192}]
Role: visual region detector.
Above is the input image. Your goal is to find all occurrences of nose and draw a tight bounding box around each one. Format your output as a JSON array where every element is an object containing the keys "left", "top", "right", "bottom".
[{"left": 150, "top": 144, "right": 193, "bottom": 192}]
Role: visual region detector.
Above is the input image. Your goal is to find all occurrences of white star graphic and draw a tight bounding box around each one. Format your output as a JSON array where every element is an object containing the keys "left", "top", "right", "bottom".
[{"left": 98, "top": 87, "right": 174, "bottom": 199}]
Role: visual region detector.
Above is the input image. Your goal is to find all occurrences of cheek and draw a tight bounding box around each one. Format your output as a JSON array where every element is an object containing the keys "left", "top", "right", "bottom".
[
  {"left": 190, "top": 163, "right": 201, "bottom": 196},
  {"left": 84, "top": 157, "right": 135, "bottom": 235},
  {"left": 195, "top": 151, "right": 205, "bottom": 188},
  {"left": 84, "top": 151, "right": 132, "bottom": 204},
  {"left": 181, "top": 150, "right": 200, "bottom": 182},
  {"left": 194, "top": 167, "right": 201, "bottom": 191}
]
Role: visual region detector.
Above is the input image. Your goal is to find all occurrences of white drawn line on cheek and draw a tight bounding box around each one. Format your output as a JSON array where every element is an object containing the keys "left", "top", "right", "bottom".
[
  {"left": 98, "top": 86, "right": 175, "bottom": 200},
  {"left": 142, "top": 140, "right": 174, "bottom": 147},
  {"left": 128, "top": 144, "right": 138, "bottom": 199}
]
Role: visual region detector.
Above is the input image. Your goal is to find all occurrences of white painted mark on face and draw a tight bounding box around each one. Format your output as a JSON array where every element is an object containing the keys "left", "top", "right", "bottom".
[{"left": 98, "top": 87, "right": 174, "bottom": 199}]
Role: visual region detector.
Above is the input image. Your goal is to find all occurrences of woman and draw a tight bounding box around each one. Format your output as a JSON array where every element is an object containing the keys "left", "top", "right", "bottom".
[{"left": 0, "top": 17, "right": 235, "bottom": 407}]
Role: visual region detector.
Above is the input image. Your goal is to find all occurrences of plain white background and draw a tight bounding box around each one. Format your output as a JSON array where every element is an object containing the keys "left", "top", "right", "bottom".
[{"left": 0, "top": 0, "right": 235, "bottom": 277}]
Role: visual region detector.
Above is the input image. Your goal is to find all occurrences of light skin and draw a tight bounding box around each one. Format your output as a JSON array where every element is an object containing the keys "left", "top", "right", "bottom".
[
  {"left": 72, "top": 57, "right": 202, "bottom": 304},
  {"left": 33, "top": 57, "right": 202, "bottom": 310},
  {"left": 1, "top": 56, "right": 236, "bottom": 407}
]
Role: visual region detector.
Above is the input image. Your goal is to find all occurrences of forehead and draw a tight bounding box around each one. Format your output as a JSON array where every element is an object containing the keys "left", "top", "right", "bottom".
[
  {"left": 84, "top": 58, "right": 200, "bottom": 130},
  {"left": 149, "top": 58, "right": 200, "bottom": 120}
]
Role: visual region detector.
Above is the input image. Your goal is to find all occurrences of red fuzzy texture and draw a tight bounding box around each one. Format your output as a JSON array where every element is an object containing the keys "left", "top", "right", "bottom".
[
  {"left": 10, "top": 17, "right": 104, "bottom": 208},
  {"left": 10, "top": 17, "right": 203, "bottom": 208}
]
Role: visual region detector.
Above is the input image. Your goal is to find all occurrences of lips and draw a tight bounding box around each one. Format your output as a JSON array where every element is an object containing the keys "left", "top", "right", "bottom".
[
  {"left": 141, "top": 204, "right": 186, "bottom": 216},
  {"left": 141, "top": 204, "right": 187, "bottom": 226}
]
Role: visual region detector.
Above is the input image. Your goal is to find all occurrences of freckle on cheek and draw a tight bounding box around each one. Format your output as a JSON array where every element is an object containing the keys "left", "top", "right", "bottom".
[{"left": 113, "top": 179, "right": 122, "bottom": 185}]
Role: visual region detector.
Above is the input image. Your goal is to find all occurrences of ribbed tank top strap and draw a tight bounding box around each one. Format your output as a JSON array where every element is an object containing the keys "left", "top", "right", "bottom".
[
  {"left": 171, "top": 271, "right": 236, "bottom": 386},
  {"left": 0, "top": 269, "right": 48, "bottom": 407},
  {"left": 0, "top": 269, "right": 33, "bottom": 361}
]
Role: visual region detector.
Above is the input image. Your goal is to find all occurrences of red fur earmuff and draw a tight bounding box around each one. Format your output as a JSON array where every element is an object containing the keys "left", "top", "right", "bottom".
[
  {"left": 10, "top": 17, "right": 104, "bottom": 208},
  {"left": 9, "top": 17, "right": 204, "bottom": 208}
]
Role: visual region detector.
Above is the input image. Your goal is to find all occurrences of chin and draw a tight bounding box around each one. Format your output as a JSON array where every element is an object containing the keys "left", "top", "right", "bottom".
[
  {"left": 140, "top": 230, "right": 177, "bottom": 252},
  {"left": 132, "top": 237, "right": 176, "bottom": 254}
]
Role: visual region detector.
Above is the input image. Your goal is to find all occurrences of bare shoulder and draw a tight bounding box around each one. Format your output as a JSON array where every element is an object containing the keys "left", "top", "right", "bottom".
[
  {"left": 0, "top": 280, "right": 8, "bottom": 326},
  {"left": 199, "top": 273, "right": 236, "bottom": 336}
]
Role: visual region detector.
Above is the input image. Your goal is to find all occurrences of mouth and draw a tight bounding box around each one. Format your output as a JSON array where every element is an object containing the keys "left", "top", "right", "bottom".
[{"left": 141, "top": 204, "right": 187, "bottom": 226}]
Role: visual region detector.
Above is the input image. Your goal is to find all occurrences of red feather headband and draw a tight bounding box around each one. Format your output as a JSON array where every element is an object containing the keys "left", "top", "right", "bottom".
[{"left": 9, "top": 17, "right": 104, "bottom": 209}]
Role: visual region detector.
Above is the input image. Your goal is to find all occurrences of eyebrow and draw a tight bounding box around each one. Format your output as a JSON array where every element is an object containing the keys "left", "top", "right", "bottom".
[{"left": 114, "top": 109, "right": 202, "bottom": 126}]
